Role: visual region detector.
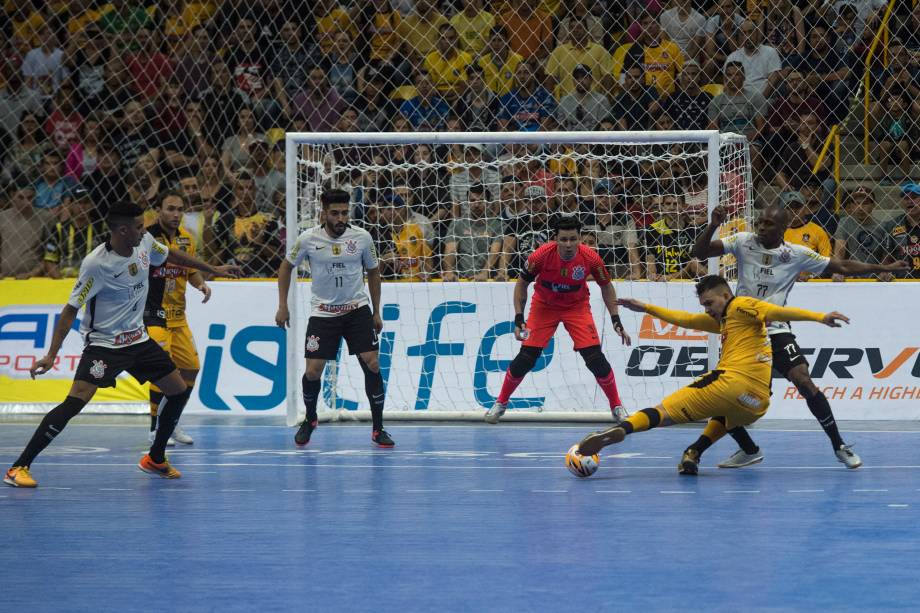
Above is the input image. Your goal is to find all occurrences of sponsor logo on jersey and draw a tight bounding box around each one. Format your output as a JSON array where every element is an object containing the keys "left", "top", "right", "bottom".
[
  {"left": 114, "top": 327, "right": 144, "bottom": 346},
  {"left": 306, "top": 335, "right": 320, "bottom": 352},
  {"left": 318, "top": 303, "right": 359, "bottom": 314},
  {"left": 332, "top": 244, "right": 342, "bottom": 256},
  {"left": 737, "top": 393, "right": 762, "bottom": 409},
  {"left": 89, "top": 359, "right": 107, "bottom": 379},
  {"left": 129, "top": 263, "right": 138, "bottom": 276},
  {"left": 571, "top": 265, "right": 586, "bottom": 281},
  {"left": 74, "top": 278, "right": 94, "bottom": 306},
  {"left": 345, "top": 239, "right": 358, "bottom": 255}
]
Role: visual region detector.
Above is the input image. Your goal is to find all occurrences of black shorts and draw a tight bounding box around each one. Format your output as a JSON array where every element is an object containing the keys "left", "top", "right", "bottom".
[
  {"left": 770, "top": 332, "right": 809, "bottom": 378},
  {"left": 304, "top": 306, "right": 378, "bottom": 360},
  {"left": 74, "top": 338, "right": 176, "bottom": 388}
]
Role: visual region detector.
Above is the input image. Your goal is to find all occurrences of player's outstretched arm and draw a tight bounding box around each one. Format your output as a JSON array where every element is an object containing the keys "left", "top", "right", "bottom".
[
  {"left": 275, "top": 259, "right": 294, "bottom": 328},
  {"left": 690, "top": 205, "right": 728, "bottom": 260},
  {"left": 166, "top": 247, "right": 242, "bottom": 278},
  {"left": 760, "top": 302, "right": 848, "bottom": 327},
  {"left": 30, "top": 304, "right": 78, "bottom": 379},
  {"left": 619, "top": 299, "right": 721, "bottom": 333},
  {"left": 824, "top": 257, "right": 909, "bottom": 278},
  {"left": 600, "top": 283, "right": 631, "bottom": 346}
]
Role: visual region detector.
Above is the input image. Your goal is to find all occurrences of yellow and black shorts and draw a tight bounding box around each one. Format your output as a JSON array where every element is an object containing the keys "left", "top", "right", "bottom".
[
  {"left": 147, "top": 325, "right": 200, "bottom": 371},
  {"left": 661, "top": 370, "right": 770, "bottom": 430}
]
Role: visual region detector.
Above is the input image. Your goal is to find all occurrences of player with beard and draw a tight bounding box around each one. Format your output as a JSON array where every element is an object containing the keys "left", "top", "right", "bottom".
[{"left": 275, "top": 190, "right": 393, "bottom": 447}]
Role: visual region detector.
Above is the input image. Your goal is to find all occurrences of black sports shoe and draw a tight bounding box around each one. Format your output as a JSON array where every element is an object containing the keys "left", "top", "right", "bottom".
[
  {"left": 678, "top": 448, "right": 700, "bottom": 475},
  {"left": 295, "top": 420, "right": 317, "bottom": 447},
  {"left": 372, "top": 429, "right": 395, "bottom": 448}
]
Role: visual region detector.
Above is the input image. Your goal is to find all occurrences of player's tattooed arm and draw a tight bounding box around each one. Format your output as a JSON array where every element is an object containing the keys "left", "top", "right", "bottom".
[
  {"left": 824, "top": 257, "right": 909, "bottom": 278},
  {"left": 167, "top": 247, "right": 242, "bottom": 278}
]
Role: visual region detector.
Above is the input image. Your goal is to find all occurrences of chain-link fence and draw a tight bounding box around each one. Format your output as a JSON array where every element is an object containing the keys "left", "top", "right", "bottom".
[{"left": 0, "top": 0, "right": 917, "bottom": 280}]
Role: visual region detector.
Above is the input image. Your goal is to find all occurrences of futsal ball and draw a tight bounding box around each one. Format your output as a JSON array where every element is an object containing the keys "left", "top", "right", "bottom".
[{"left": 565, "top": 444, "right": 599, "bottom": 478}]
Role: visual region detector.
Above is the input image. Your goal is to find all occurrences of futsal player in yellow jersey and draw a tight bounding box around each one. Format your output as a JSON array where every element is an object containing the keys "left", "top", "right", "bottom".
[
  {"left": 576, "top": 275, "right": 849, "bottom": 475},
  {"left": 145, "top": 191, "right": 211, "bottom": 445}
]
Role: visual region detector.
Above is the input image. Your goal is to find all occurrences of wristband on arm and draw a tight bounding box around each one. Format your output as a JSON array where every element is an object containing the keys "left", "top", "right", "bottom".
[
  {"left": 611, "top": 314, "right": 624, "bottom": 333},
  {"left": 514, "top": 314, "right": 526, "bottom": 329}
]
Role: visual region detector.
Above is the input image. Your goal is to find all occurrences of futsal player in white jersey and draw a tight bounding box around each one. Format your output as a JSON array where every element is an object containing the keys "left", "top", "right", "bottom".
[
  {"left": 4, "top": 202, "right": 241, "bottom": 488},
  {"left": 690, "top": 204, "right": 908, "bottom": 469},
  {"left": 275, "top": 189, "right": 394, "bottom": 448}
]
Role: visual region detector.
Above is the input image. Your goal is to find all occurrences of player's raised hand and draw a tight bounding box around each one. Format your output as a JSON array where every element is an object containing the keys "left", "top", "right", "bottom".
[
  {"left": 213, "top": 264, "right": 243, "bottom": 278},
  {"left": 616, "top": 298, "right": 647, "bottom": 313},
  {"left": 30, "top": 355, "right": 55, "bottom": 379},
  {"left": 275, "top": 305, "right": 290, "bottom": 328},
  {"left": 882, "top": 260, "right": 909, "bottom": 273},
  {"left": 822, "top": 311, "right": 850, "bottom": 327},
  {"left": 710, "top": 205, "right": 727, "bottom": 227}
]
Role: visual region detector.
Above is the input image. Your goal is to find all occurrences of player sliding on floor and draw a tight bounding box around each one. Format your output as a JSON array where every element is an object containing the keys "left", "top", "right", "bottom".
[
  {"left": 485, "top": 217, "right": 631, "bottom": 424},
  {"left": 276, "top": 189, "right": 394, "bottom": 448},
  {"left": 691, "top": 204, "right": 908, "bottom": 469},
  {"left": 575, "top": 275, "right": 849, "bottom": 475},
  {"left": 4, "top": 202, "right": 241, "bottom": 488}
]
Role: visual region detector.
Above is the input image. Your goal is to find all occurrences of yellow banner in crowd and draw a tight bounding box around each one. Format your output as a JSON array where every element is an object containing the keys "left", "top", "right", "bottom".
[{"left": 0, "top": 279, "right": 147, "bottom": 404}]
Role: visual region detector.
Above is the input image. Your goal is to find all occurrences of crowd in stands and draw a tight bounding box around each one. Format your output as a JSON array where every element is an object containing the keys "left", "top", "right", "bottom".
[{"left": 0, "top": 0, "right": 918, "bottom": 282}]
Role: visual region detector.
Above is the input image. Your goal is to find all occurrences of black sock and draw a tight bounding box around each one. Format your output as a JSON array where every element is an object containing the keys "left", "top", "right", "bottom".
[
  {"left": 805, "top": 391, "right": 845, "bottom": 449},
  {"left": 302, "top": 375, "right": 320, "bottom": 422},
  {"left": 688, "top": 435, "right": 715, "bottom": 456},
  {"left": 14, "top": 396, "right": 86, "bottom": 467},
  {"left": 362, "top": 364, "right": 386, "bottom": 432},
  {"left": 149, "top": 388, "right": 191, "bottom": 463},
  {"left": 150, "top": 390, "right": 164, "bottom": 431},
  {"left": 728, "top": 427, "right": 760, "bottom": 455}
]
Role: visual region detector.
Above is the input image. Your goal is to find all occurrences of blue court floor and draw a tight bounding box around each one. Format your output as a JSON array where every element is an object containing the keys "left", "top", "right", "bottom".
[{"left": 2, "top": 417, "right": 919, "bottom": 612}]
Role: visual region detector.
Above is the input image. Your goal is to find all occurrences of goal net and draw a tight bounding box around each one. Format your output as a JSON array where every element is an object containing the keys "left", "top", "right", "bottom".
[{"left": 285, "top": 131, "right": 752, "bottom": 424}]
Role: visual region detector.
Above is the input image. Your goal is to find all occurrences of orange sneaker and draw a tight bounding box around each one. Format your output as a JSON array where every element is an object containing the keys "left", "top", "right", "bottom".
[
  {"left": 138, "top": 454, "right": 181, "bottom": 479},
  {"left": 4, "top": 466, "right": 37, "bottom": 488}
]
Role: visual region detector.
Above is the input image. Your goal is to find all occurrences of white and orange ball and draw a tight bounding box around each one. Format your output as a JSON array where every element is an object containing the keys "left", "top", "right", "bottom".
[{"left": 565, "top": 444, "right": 599, "bottom": 478}]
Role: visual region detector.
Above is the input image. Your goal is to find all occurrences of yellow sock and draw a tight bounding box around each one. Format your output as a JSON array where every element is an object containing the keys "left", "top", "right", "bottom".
[
  {"left": 622, "top": 408, "right": 665, "bottom": 435},
  {"left": 701, "top": 418, "right": 728, "bottom": 444}
]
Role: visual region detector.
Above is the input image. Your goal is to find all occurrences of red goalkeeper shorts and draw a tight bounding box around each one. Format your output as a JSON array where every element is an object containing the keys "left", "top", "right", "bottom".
[{"left": 523, "top": 300, "right": 600, "bottom": 350}]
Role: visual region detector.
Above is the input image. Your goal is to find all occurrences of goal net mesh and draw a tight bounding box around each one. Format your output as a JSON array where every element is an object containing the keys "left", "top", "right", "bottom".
[{"left": 287, "top": 132, "right": 751, "bottom": 422}]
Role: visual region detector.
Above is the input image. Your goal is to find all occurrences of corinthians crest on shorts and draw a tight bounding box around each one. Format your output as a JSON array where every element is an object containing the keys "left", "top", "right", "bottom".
[
  {"left": 306, "top": 335, "right": 320, "bottom": 352},
  {"left": 89, "top": 359, "right": 107, "bottom": 379}
]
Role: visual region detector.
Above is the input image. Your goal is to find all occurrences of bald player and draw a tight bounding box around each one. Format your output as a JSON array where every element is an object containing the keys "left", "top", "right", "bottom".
[{"left": 691, "top": 204, "right": 908, "bottom": 469}]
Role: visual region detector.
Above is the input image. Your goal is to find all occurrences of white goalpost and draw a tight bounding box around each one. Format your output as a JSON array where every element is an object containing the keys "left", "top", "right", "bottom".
[{"left": 284, "top": 131, "right": 752, "bottom": 425}]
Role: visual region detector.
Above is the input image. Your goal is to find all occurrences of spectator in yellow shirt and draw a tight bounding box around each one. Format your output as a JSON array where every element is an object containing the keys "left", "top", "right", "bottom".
[
  {"left": 397, "top": 0, "right": 449, "bottom": 57},
  {"left": 386, "top": 193, "right": 433, "bottom": 281},
  {"left": 367, "top": 0, "right": 402, "bottom": 61},
  {"left": 424, "top": 24, "right": 472, "bottom": 103},
  {"left": 477, "top": 26, "right": 524, "bottom": 95},
  {"left": 544, "top": 16, "right": 613, "bottom": 98},
  {"left": 782, "top": 191, "right": 832, "bottom": 278},
  {"left": 313, "top": 0, "right": 358, "bottom": 55},
  {"left": 612, "top": 12, "right": 685, "bottom": 96},
  {"left": 450, "top": 0, "right": 494, "bottom": 54}
]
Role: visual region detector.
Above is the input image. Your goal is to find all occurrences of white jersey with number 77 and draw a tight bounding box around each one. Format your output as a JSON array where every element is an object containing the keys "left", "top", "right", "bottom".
[
  {"left": 286, "top": 225, "right": 379, "bottom": 318},
  {"left": 721, "top": 231, "right": 830, "bottom": 335}
]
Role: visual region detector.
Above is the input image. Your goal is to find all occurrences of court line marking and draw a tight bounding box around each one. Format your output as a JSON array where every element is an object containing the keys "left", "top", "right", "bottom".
[
  {"left": 660, "top": 490, "right": 695, "bottom": 494},
  {"left": 406, "top": 489, "right": 441, "bottom": 493},
  {"left": 9, "top": 423, "right": 920, "bottom": 434},
  {"left": 724, "top": 490, "right": 760, "bottom": 493},
  {"left": 468, "top": 489, "right": 504, "bottom": 492},
  {"left": 282, "top": 489, "right": 316, "bottom": 492},
  {"left": 221, "top": 489, "right": 255, "bottom": 492},
  {"left": 532, "top": 489, "right": 567, "bottom": 493},
  {"left": 888, "top": 504, "right": 909, "bottom": 508},
  {"left": 343, "top": 489, "right": 376, "bottom": 493},
  {"left": 788, "top": 489, "right": 824, "bottom": 493},
  {"left": 853, "top": 489, "right": 889, "bottom": 492},
  {"left": 595, "top": 490, "right": 631, "bottom": 493},
  {"left": 98, "top": 488, "right": 132, "bottom": 491},
  {"left": 24, "top": 461, "right": 920, "bottom": 471}
]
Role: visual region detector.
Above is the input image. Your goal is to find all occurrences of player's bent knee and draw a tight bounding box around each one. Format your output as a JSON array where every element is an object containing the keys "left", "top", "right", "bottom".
[
  {"left": 359, "top": 353, "right": 380, "bottom": 373},
  {"left": 509, "top": 346, "right": 542, "bottom": 378},
  {"left": 68, "top": 380, "right": 98, "bottom": 403},
  {"left": 578, "top": 345, "right": 611, "bottom": 378},
  {"left": 155, "top": 370, "right": 188, "bottom": 396}
]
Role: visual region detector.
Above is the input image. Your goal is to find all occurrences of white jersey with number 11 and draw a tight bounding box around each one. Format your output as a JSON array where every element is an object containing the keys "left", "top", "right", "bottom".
[{"left": 286, "top": 225, "right": 378, "bottom": 318}]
